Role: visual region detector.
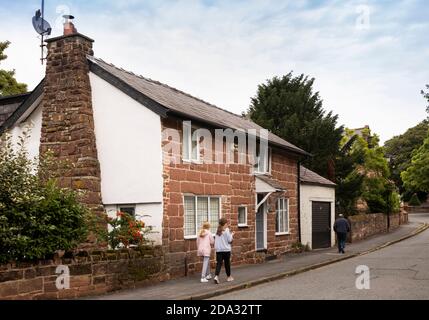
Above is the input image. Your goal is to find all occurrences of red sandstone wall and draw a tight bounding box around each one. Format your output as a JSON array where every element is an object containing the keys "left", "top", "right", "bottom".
[
  {"left": 161, "top": 117, "right": 300, "bottom": 277},
  {"left": 348, "top": 212, "right": 409, "bottom": 243},
  {"left": 0, "top": 247, "right": 167, "bottom": 300}
]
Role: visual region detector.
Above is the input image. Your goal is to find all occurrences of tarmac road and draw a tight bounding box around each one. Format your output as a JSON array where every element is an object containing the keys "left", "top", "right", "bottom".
[{"left": 212, "top": 213, "right": 429, "bottom": 300}]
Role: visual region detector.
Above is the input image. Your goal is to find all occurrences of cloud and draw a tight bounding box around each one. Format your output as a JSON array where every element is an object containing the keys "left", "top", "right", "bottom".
[{"left": 0, "top": 0, "right": 428, "bottom": 143}]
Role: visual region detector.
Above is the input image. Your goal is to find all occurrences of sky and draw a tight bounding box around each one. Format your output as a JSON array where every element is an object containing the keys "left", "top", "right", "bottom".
[{"left": 0, "top": 0, "right": 428, "bottom": 144}]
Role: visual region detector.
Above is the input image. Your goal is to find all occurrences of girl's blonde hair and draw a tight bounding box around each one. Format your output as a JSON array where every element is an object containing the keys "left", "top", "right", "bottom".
[{"left": 199, "top": 222, "right": 211, "bottom": 237}]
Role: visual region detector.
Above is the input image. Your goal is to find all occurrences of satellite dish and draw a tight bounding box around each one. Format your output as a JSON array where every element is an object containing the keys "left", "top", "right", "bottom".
[{"left": 32, "top": 9, "right": 52, "bottom": 36}]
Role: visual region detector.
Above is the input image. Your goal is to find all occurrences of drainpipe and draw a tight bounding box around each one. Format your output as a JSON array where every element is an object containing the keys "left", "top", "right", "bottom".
[{"left": 297, "top": 160, "right": 302, "bottom": 244}]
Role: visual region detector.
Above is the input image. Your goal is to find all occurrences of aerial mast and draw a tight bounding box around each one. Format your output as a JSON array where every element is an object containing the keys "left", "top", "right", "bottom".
[{"left": 31, "top": 0, "right": 52, "bottom": 64}]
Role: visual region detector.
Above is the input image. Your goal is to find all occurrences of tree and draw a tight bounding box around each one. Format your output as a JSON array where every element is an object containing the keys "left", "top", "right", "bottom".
[
  {"left": 0, "top": 41, "right": 27, "bottom": 97},
  {"left": 247, "top": 72, "right": 343, "bottom": 178},
  {"left": 402, "top": 133, "right": 429, "bottom": 194},
  {"left": 384, "top": 120, "right": 429, "bottom": 199},
  {"left": 422, "top": 84, "right": 429, "bottom": 115},
  {"left": 336, "top": 127, "right": 399, "bottom": 214}
]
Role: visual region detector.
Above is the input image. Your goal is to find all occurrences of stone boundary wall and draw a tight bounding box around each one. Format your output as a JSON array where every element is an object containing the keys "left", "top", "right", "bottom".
[
  {"left": 404, "top": 205, "right": 429, "bottom": 214},
  {"left": 348, "top": 212, "right": 409, "bottom": 243},
  {"left": 0, "top": 246, "right": 168, "bottom": 300}
]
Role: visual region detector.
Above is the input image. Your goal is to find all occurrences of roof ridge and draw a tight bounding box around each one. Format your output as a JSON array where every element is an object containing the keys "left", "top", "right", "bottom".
[{"left": 90, "top": 56, "right": 247, "bottom": 120}]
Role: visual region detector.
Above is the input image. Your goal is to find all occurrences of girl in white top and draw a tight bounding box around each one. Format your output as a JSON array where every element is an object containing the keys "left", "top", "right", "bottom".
[{"left": 214, "top": 218, "right": 235, "bottom": 284}]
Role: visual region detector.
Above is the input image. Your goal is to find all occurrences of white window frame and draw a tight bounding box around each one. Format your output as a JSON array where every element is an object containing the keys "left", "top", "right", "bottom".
[
  {"left": 238, "top": 206, "right": 248, "bottom": 227},
  {"left": 254, "top": 146, "right": 272, "bottom": 174},
  {"left": 276, "top": 198, "right": 290, "bottom": 235},
  {"left": 183, "top": 195, "right": 221, "bottom": 239},
  {"left": 183, "top": 121, "right": 200, "bottom": 163}
]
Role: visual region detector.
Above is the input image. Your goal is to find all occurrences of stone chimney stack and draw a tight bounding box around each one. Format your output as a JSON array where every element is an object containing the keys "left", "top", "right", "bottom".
[{"left": 40, "top": 18, "right": 104, "bottom": 241}]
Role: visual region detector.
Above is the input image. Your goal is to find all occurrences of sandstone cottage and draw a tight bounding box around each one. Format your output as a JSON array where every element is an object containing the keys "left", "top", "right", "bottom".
[{"left": 0, "top": 20, "right": 329, "bottom": 278}]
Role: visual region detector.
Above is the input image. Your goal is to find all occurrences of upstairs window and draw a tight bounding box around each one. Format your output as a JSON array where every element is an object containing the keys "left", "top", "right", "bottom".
[
  {"left": 183, "top": 121, "right": 199, "bottom": 162},
  {"left": 254, "top": 145, "right": 271, "bottom": 174}
]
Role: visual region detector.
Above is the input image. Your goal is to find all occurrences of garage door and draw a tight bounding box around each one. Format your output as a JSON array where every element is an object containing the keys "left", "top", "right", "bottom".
[{"left": 312, "top": 202, "right": 331, "bottom": 249}]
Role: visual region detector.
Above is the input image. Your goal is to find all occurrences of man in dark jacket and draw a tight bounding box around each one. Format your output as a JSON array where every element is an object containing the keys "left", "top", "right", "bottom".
[{"left": 333, "top": 214, "right": 351, "bottom": 254}]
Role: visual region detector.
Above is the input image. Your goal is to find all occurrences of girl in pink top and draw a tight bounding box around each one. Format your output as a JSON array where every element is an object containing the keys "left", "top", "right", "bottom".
[{"left": 197, "top": 222, "right": 214, "bottom": 283}]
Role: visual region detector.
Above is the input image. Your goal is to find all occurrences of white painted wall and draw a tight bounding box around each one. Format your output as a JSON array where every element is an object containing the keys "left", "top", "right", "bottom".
[
  {"left": 300, "top": 184, "right": 336, "bottom": 249},
  {"left": 90, "top": 73, "right": 164, "bottom": 244},
  {"left": 9, "top": 101, "right": 42, "bottom": 162}
]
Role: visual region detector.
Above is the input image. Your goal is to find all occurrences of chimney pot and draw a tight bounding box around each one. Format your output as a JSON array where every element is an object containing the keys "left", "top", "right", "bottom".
[{"left": 63, "top": 15, "right": 77, "bottom": 36}]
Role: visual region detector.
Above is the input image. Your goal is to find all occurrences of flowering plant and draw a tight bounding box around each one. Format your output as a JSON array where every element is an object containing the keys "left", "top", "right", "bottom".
[{"left": 104, "top": 211, "right": 154, "bottom": 249}]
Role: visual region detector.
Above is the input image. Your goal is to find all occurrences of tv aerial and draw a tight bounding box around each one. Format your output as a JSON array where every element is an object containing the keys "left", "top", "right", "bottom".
[{"left": 32, "top": 0, "right": 52, "bottom": 64}]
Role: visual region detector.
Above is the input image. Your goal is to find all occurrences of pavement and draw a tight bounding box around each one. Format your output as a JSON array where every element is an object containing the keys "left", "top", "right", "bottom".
[
  {"left": 90, "top": 216, "right": 428, "bottom": 300},
  {"left": 213, "top": 213, "right": 429, "bottom": 300}
]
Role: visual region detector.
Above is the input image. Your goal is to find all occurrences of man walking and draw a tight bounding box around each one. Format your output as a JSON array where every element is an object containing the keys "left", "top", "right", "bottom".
[{"left": 333, "top": 214, "right": 351, "bottom": 254}]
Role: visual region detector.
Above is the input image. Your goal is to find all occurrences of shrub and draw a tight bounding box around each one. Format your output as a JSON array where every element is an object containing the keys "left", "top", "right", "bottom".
[
  {"left": 388, "top": 191, "right": 401, "bottom": 213},
  {"left": 291, "top": 242, "right": 310, "bottom": 253},
  {"left": 409, "top": 193, "right": 422, "bottom": 206},
  {"left": 0, "top": 132, "right": 89, "bottom": 263},
  {"left": 99, "top": 211, "right": 154, "bottom": 250}
]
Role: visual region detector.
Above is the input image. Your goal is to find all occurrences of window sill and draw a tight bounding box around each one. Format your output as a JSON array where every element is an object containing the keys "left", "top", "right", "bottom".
[
  {"left": 254, "top": 172, "right": 271, "bottom": 176},
  {"left": 238, "top": 224, "right": 248, "bottom": 228},
  {"left": 184, "top": 236, "right": 197, "bottom": 240},
  {"left": 275, "top": 232, "right": 290, "bottom": 236},
  {"left": 183, "top": 159, "right": 203, "bottom": 165}
]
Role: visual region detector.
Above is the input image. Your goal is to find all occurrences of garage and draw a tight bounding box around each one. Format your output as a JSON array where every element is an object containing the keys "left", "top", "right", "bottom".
[
  {"left": 312, "top": 201, "right": 332, "bottom": 249},
  {"left": 300, "top": 166, "right": 336, "bottom": 250}
]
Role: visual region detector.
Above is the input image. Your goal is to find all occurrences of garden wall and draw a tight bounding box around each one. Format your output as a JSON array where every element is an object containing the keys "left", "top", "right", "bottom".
[
  {"left": 348, "top": 211, "right": 408, "bottom": 243},
  {"left": 404, "top": 204, "right": 429, "bottom": 214},
  {"left": 0, "top": 246, "right": 168, "bottom": 300}
]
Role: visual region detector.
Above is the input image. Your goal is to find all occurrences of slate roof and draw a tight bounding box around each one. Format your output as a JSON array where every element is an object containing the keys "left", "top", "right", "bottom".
[
  {"left": 0, "top": 81, "right": 44, "bottom": 135},
  {"left": 0, "top": 55, "right": 311, "bottom": 157},
  {"left": 300, "top": 166, "right": 336, "bottom": 188},
  {"left": 0, "top": 93, "right": 31, "bottom": 127},
  {"left": 87, "top": 56, "right": 310, "bottom": 157}
]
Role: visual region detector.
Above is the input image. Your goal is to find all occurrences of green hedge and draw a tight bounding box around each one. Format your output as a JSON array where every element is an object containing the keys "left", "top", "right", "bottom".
[{"left": 0, "top": 132, "right": 88, "bottom": 263}]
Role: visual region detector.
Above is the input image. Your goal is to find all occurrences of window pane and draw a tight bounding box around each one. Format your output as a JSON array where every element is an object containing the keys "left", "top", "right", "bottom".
[
  {"left": 255, "top": 144, "right": 267, "bottom": 173},
  {"left": 277, "top": 199, "right": 287, "bottom": 233},
  {"left": 209, "top": 198, "right": 220, "bottom": 234},
  {"left": 191, "top": 128, "right": 199, "bottom": 161},
  {"left": 197, "top": 197, "right": 209, "bottom": 231},
  {"left": 192, "top": 140, "right": 198, "bottom": 160},
  {"left": 276, "top": 210, "right": 279, "bottom": 233},
  {"left": 183, "top": 122, "right": 191, "bottom": 160},
  {"left": 119, "top": 206, "right": 135, "bottom": 217},
  {"left": 238, "top": 207, "right": 246, "bottom": 225},
  {"left": 284, "top": 200, "right": 289, "bottom": 232},
  {"left": 184, "top": 196, "right": 196, "bottom": 236}
]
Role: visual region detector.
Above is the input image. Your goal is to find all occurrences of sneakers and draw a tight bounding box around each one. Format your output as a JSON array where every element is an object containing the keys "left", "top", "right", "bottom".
[
  {"left": 205, "top": 274, "right": 212, "bottom": 280},
  {"left": 227, "top": 276, "right": 234, "bottom": 282},
  {"left": 201, "top": 278, "right": 209, "bottom": 283},
  {"left": 214, "top": 276, "right": 220, "bottom": 284}
]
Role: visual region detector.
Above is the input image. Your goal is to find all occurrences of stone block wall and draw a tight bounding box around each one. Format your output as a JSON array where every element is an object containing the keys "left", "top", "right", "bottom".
[
  {"left": 161, "top": 117, "right": 300, "bottom": 278},
  {"left": 348, "top": 212, "right": 408, "bottom": 243},
  {"left": 0, "top": 247, "right": 167, "bottom": 300},
  {"left": 41, "top": 33, "right": 104, "bottom": 219}
]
